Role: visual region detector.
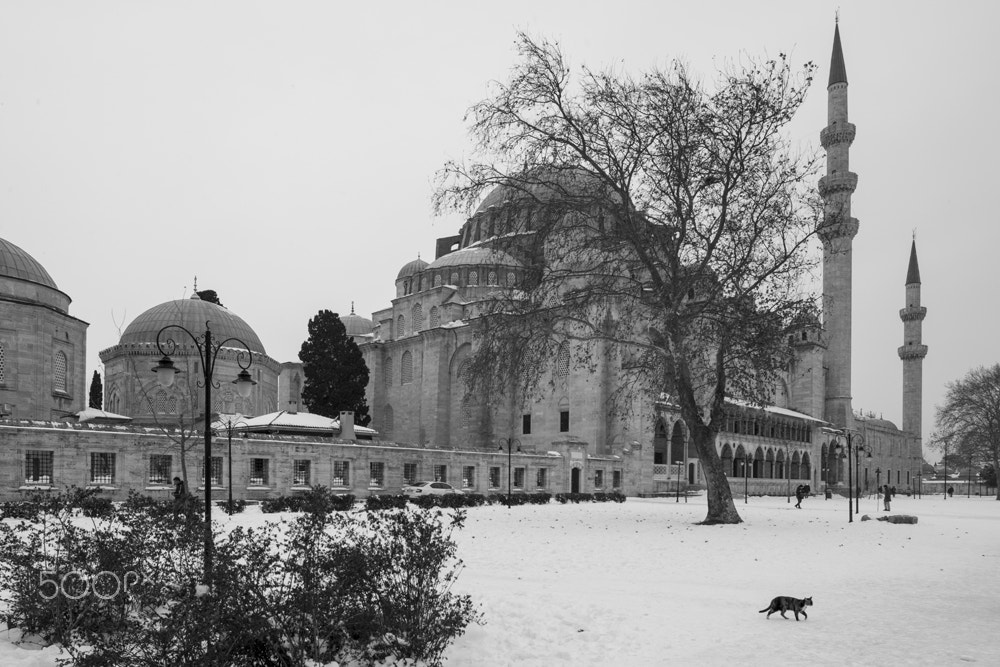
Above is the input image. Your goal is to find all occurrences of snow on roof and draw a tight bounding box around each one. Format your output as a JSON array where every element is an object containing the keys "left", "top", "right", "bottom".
[
  {"left": 726, "top": 399, "right": 829, "bottom": 424},
  {"left": 235, "top": 410, "right": 378, "bottom": 436},
  {"left": 73, "top": 407, "right": 132, "bottom": 423}
]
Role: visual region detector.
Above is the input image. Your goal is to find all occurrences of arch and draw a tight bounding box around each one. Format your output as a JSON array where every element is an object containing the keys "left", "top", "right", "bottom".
[
  {"left": 53, "top": 350, "right": 68, "bottom": 393},
  {"left": 669, "top": 421, "right": 685, "bottom": 464},
  {"left": 401, "top": 351, "right": 414, "bottom": 385},
  {"left": 801, "top": 452, "right": 811, "bottom": 480},
  {"left": 555, "top": 342, "right": 570, "bottom": 378},
  {"left": 753, "top": 446, "right": 765, "bottom": 478},
  {"left": 383, "top": 356, "right": 393, "bottom": 388},
  {"left": 450, "top": 272, "right": 459, "bottom": 285},
  {"left": 734, "top": 444, "right": 747, "bottom": 478},
  {"left": 765, "top": 448, "right": 776, "bottom": 479},
  {"left": 487, "top": 270, "right": 498, "bottom": 285},
  {"left": 396, "top": 314, "right": 405, "bottom": 338},
  {"left": 820, "top": 443, "right": 829, "bottom": 482},
  {"left": 791, "top": 451, "right": 801, "bottom": 480},
  {"left": 653, "top": 417, "right": 669, "bottom": 465},
  {"left": 720, "top": 443, "right": 733, "bottom": 477},
  {"left": 429, "top": 306, "right": 440, "bottom": 329},
  {"left": 468, "top": 270, "right": 479, "bottom": 285},
  {"left": 434, "top": 274, "right": 442, "bottom": 287},
  {"left": 775, "top": 449, "right": 786, "bottom": 479},
  {"left": 412, "top": 303, "right": 423, "bottom": 332},
  {"left": 383, "top": 405, "right": 394, "bottom": 438}
]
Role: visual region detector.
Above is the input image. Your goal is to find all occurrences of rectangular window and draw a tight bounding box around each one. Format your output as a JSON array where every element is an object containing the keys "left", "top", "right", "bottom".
[
  {"left": 293, "top": 460, "right": 311, "bottom": 486},
  {"left": 90, "top": 453, "right": 115, "bottom": 485},
  {"left": 489, "top": 466, "right": 501, "bottom": 489},
  {"left": 559, "top": 410, "right": 570, "bottom": 432},
  {"left": 332, "top": 461, "right": 350, "bottom": 487},
  {"left": 149, "top": 454, "right": 172, "bottom": 485},
  {"left": 249, "top": 458, "right": 269, "bottom": 486},
  {"left": 613, "top": 469, "right": 622, "bottom": 489},
  {"left": 536, "top": 468, "right": 547, "bottom": 489},
  {"left": 462, "top": 466, "right": 475, "bottom": 489},
  {"left": 513, "top": 467, "right": 525, "bottom": 489},
  {"left": 433, "top": 464, "right": 447, "bottom": 483},
  {"left": 201, "top": 457, "right": 223, "bottom": 486},
  {"left": 370, "top": 462, "right": 385, "bottom": 487},
  {"left": 522, "top": 413, "right": 531, "bottom": 435},
  {"left": 594, "top": 469, "right": 605, "bottom": 489},
  {"left": 403, "top": 462, "right": 418, "bottom": 485},
  {"left": 25, "top": 450, "right": 54, "bottom": 485}
]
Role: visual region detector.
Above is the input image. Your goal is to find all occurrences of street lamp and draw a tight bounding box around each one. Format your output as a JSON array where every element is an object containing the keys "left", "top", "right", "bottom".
[
  {"left": 785, "top": 441, "right": 791, "bottom": 504},
  {"left": 744, "top": 453, "right": 752, "bottom": 505},
  {"left": 217, "top": 416, "right": 248, "bottom": 515},
  {"left": 822, "top": 427, "right": 865, "bottom": 523},
  {"left": 497, "top": 438, "right": 520, "bottom": 508},
  {"left": 876, "top": 467, "right": 882, "bottom": 508},
  {"left": 153, "top": 321, "right": 256, "bottom": 593},
  {"left": 675, "top": 460, "right": 682, "bottom": 503}
]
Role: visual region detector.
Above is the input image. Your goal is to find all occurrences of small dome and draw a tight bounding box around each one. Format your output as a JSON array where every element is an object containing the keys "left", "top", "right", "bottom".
[
  {"left": 121, "top": 297, "right": 266, "bottom": 354},
  {"left": 427, "top": 246, "right": 522, "bottom": 271},
  {"left": 0, "top": 237, "right": 58, "bottom": 289},
  {"left": 342, "top": 304, "right": 374, "bottom": 337},
  {"left": 396, "top": 257, "right": 428, "bottom": 281}
]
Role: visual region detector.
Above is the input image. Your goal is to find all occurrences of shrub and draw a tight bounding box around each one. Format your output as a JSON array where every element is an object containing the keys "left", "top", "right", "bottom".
[
  {"left": 216, "top": 498, "right": 248, "bottom": 514},
  {"left": 365, "top": 494, "right": 408, "bottom": 511}
]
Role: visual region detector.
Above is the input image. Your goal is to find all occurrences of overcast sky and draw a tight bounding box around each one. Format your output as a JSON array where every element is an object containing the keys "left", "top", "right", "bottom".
[{"left": 2, "top": 1, "right": 996, "bottom": 461}]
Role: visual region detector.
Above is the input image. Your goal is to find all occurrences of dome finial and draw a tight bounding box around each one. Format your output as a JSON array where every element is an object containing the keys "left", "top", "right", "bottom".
[
  {"left": 193, "top": 275, "right": 198, "bottom": 292},
  {"left": 351, "top": 301, "right": 355, "bottom": 315}
]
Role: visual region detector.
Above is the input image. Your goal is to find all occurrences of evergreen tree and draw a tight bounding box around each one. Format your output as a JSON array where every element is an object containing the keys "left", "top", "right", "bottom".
[
  {"left": 88, "top": 371, "right": 103, "bottom": 409},
  {"left": 299, "top": 310, "right": 371, "bottom": 426}
]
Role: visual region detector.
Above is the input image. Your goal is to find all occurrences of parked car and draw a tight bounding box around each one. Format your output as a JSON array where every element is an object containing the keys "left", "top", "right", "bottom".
[{"left": 402, "top": 481, "right": 464, "bottom": 496}]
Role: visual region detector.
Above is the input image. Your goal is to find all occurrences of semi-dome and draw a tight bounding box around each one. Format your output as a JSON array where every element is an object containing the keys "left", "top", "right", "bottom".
[
  {"left": 0, "top": 237, "right": 58, "bottom": 289},
  {"left": 474, "top": 168, "right": 616, "bottom": 216},
  {"left": 427, "top": 246, "right": 521, "bottom": 270},
  {"left": 120, "top": 295, "right": 266, "bottom": 354},
  {"left": 396, "top": 257, "right": 428, "bottom": 281}
]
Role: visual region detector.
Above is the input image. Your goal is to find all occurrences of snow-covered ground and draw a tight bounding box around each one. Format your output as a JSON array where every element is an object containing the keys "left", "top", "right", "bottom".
[{"left": 3, "top": 493, "right": 998, "bottom": 666}]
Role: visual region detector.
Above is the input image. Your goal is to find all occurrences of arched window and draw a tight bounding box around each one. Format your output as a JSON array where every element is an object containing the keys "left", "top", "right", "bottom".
[
  {"left": 468, "top": 271, "right": 479, "bottom": 286},
  {"left": 53, "top": 351, "right": 68, "bottom": 393},
  {"left": 434, "top": 274, "right": 442, "bottom": 287},
  {"left": 412, "top": 304, "right": 423, "bottom": 332},
  {"left": 383, "top": 356, "right": 393, "bottom": 388},
  {"left": 506, "top": 271, "right": 516, "bottom": 286},
  {"left": 401, "top": 351, "right": 413, "bottom": 384},
  {"left": 429, "top": 306, "right": 440, "bottom": 329},
  {"left": 383, "top": 405, "right": 394, "bottom": 437},
  {"left": 167, "top": 396, "right": 178, "bottom": 413},
  {"left": 450, "top": 272, "right": 459, "bottom": 285},
  {"left": 555, "top": 342, "right": 570, "bottom": 378},
  {"left": 421, "top": 277, "right": 427, "bottom": 291},
  {"left": 154, "top": 389, "right": 168, "bottom": 414},
  {"left": 396, "top": 314, "right": 405, "bottom": 338},
  {"left": 487, "top": 270, "right": 497, "bottom": 285}
]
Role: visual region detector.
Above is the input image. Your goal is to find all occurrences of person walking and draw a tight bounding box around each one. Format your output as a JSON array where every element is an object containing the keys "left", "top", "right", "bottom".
[
  {"left": 795, "top": 484, "right": 804, "bottom": 509},
  {"left": 883, "top": 485, "right": 891, "bottom": 512},
  {"left": 172, "top": 476, "right": 187, "bottom": 518}
]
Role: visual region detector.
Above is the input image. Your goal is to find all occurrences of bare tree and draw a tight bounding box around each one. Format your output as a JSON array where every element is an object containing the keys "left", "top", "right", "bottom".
[
  {"left": 933, "top": 364, "right": 1000, "bottom": 500},
  {"left": 435, "top": 34, "right": 821, "bottom": 524}
]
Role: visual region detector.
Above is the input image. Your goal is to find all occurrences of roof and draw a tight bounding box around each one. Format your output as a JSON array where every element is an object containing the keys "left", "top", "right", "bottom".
[
  {"left": 396, "top": 257, "right": 429, "bottom": 281},
  {"left": 906, "top": 240, "right": 921, "bottom": 285},
  {"left": 0, "top": 237, "right": 58, "bottom": 289},
  {"left": 120, "top": 295, "right": 266, "bottom": 354},
  {"left": 72, "top": 407, "right": 133, "bottom": 424},
  {"left": 727, "top": 398, "right": 830, "bottom": 424},
  {"left": 829, "top": 23, "right": 848, "bottom": 86},
  {"left": 235, "top": 410, "right": 378, "bottom": 437},
  {"left": 342, "top": 304, "right": 374, "bottom": 336},
  {"left": 427, "top": 246, "right": 522, "bottom": 271}
]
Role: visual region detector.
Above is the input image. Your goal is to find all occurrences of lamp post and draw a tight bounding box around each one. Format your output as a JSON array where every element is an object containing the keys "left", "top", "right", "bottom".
[
  {"left": 675, "top": 460, "right": 682, "bottom": 503},
  {"left": 217, "top": 416, "right": 248, "bottom": 515},
  {"left": 785, "top": 441, "right": 791, "bottom": 504},
  {"left": 497, "top": 438, "right": 520, "bottom": 508},
  {"left": 853, "top": 441, "right": 871, "bottom": 514},
  {"left": 875, "top": 467, "right": 882, "bottom": 508},
  {"left": 153, "top": 321, "right": 256, "bottom": 594},
  {"left": 744, "top": 453, "right": 751, "bottom": 505},
  {"left": 822, "top": 427, "right": 864, "bottom": 523}
]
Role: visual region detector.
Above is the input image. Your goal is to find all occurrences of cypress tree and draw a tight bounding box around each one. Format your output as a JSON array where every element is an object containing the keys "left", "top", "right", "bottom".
[
  {"left": 299, "top": 310, "right": 371, "bottom": 426},
  {"left": 88, "top": 370, "right": 103, "bottom": 409}
]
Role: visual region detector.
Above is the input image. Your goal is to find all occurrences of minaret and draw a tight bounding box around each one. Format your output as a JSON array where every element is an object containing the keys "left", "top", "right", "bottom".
[
  {"left": 818, "top": 21, "right": 858, "bottom": 428},
  {"left": 898, "top": 240, "right": 927, "bottom": 446}
]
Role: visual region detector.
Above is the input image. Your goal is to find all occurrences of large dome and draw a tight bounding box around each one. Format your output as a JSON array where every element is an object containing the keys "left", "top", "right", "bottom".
[
  {"left": 427, "top": 246, "right": 521, "bottom": 270},
  {"left": 396, "top": 257, "right": 429, "bottom": 281},
  {"left": 474, "top": 168, "right": 616, "bottom": 215},
  {"left": 120, "top": 295, "right": 266, "bottom": 354},
  {"left": 0, "top": 237, "right": 58, "bottom": 289}
]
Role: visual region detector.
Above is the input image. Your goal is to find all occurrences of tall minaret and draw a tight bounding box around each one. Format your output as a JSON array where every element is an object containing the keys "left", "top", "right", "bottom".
[
  {"left": 898, "top": 239, "right": 927, "bottom": 447},
  {"left": 818, "top": 21, "right": 858, "bottom": 428}
]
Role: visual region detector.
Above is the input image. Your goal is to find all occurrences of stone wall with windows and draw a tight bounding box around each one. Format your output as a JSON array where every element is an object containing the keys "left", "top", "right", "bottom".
[{"left": 0, "top": 420, "right": 641, "bottom": 501}]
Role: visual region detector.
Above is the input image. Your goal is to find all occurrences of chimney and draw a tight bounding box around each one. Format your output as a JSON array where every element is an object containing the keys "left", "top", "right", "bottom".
[{"left": 339, "top": 410, "right": 356, "bottom": 440}]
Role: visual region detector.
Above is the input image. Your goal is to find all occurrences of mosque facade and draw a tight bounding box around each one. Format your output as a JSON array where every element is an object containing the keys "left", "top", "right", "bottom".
[{"left": 0, "top": 24, "right": 925, "bottom": 500}]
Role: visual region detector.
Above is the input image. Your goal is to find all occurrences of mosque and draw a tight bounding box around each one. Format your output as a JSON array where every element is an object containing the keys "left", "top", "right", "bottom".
[{"left": 0, "top": 24, "right": 926, "bottom": 500}]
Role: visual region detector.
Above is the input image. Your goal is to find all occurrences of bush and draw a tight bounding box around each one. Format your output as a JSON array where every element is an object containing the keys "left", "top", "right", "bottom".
[
  {"left": 216, "top": 498, "right": 248, "bottom": 514},
  {"left": 365, "top": 494, "right": 408, "bottom": 511}
]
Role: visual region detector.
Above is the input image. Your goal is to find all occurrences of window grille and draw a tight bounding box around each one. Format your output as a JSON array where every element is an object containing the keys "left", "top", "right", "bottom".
[
  {"left": 487, "top": 270, "right": 497, "bottom": 285},
  {"left": 513, "top": 467, "right": 525, "bottom": 489},
  {"left": 396, "top": 315, "right": 405, "bottom": 338},
  {"left": 369, "top": 462, "right": 385, "bottom": 487},
  {"left": 536, "top": 468, "right": 547, "bottom": 489},
  {"left": 149, "top": 454, "right": 172, "bottom": 485},
  {"left": 468, "top": 271, "right": 478, "bottom": 285},
  {"left": 333, "top": 461, "right": 350, "bottom": 487},
  {"left": 403, "top": 463, "right": 418, "bottom": 484},
  {"left": 384, "top": 357, "right": 393, "bottom": 387},
  {"left": 463, "top": 466, "right": 475, "bottom": 489},
  {"left": 383, "top": 405, "right": 394, "bottom": 437},
  {"left": 412, "top": 304, "right": 423, "bottom": 331},
  {"left": 613, "top": 469, "right": 622, "bottom": 488},
  {"left": 488, "top": 466, "right": 501, "bottom": 489},
  {"left": 54, "top": 351, "right": 68, "bottom": 393},
  {"left": 434, "top": 274, "right": 441, "bottom": 287},
  {"left": 401, "top": 351, "right": 413, "bottom": 384},
  {"left": 433, "top": 464, "right": 447, "bottom": 482},
  {"left": 507, "top": 271, "right": 516, "bottom": 286},
  {"left": 556, "top": 343, "right": 570, "bottom": 377},
  {"left": 201, "top": 457, "right": 223, "bottom": 486},
  {"left": 429, "top": 307, "right": 440, "bottom": 328},
  {"left": 154, "top": 389, "right": 168, "bottom": 414},
  {"left": 293, "top": 460, "right": 311, "bottom": 486},
  {"left": 250, "top": 458, "right": 269, "bottom": 486},
  {"left": 450, "top": 272, "right": 459, "bottom": 285},
  {"left": 25, "top": 450, "right": 54, "bottom": 484},
  {"left": 90, "top": 453, "right": 115, "bottom": 485},
  {"left": 594, "top": 469, "right": 605, "bottom": 488}
]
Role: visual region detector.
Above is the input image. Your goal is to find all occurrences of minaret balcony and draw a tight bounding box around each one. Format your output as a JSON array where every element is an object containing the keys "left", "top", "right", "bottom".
[
  {"left": 899, "top": 306, "right": 927, "bottom": 322},
  {"left": 820, "top": 123, "right": 856, "bottom": 149},
  {"left": 897, "top": 344, "right": 928, "bottom": 360},
  {"left": 818, "top": 172, "right": 858, "bottom": 198},
  {"left": 817, "top": 216, "right": 859, "bottom": 243}
]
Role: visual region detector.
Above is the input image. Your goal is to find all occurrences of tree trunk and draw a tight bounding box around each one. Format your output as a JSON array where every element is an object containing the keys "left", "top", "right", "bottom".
[{"left": 690, "top": 421, "right": 742, "bottom": 524}]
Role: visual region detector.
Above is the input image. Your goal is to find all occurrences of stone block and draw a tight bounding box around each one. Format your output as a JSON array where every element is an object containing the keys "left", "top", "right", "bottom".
[{"left": 876, "top": 514, "right": 918, "bottom": 524}]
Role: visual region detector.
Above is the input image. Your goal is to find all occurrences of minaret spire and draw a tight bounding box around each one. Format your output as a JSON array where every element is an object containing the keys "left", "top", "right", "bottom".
[
  {"left": 899, "top": 240, "right": 928, "bottom": 454},
  {"left": 818, "top": 21, "right": 859, "bottom": 429}
]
